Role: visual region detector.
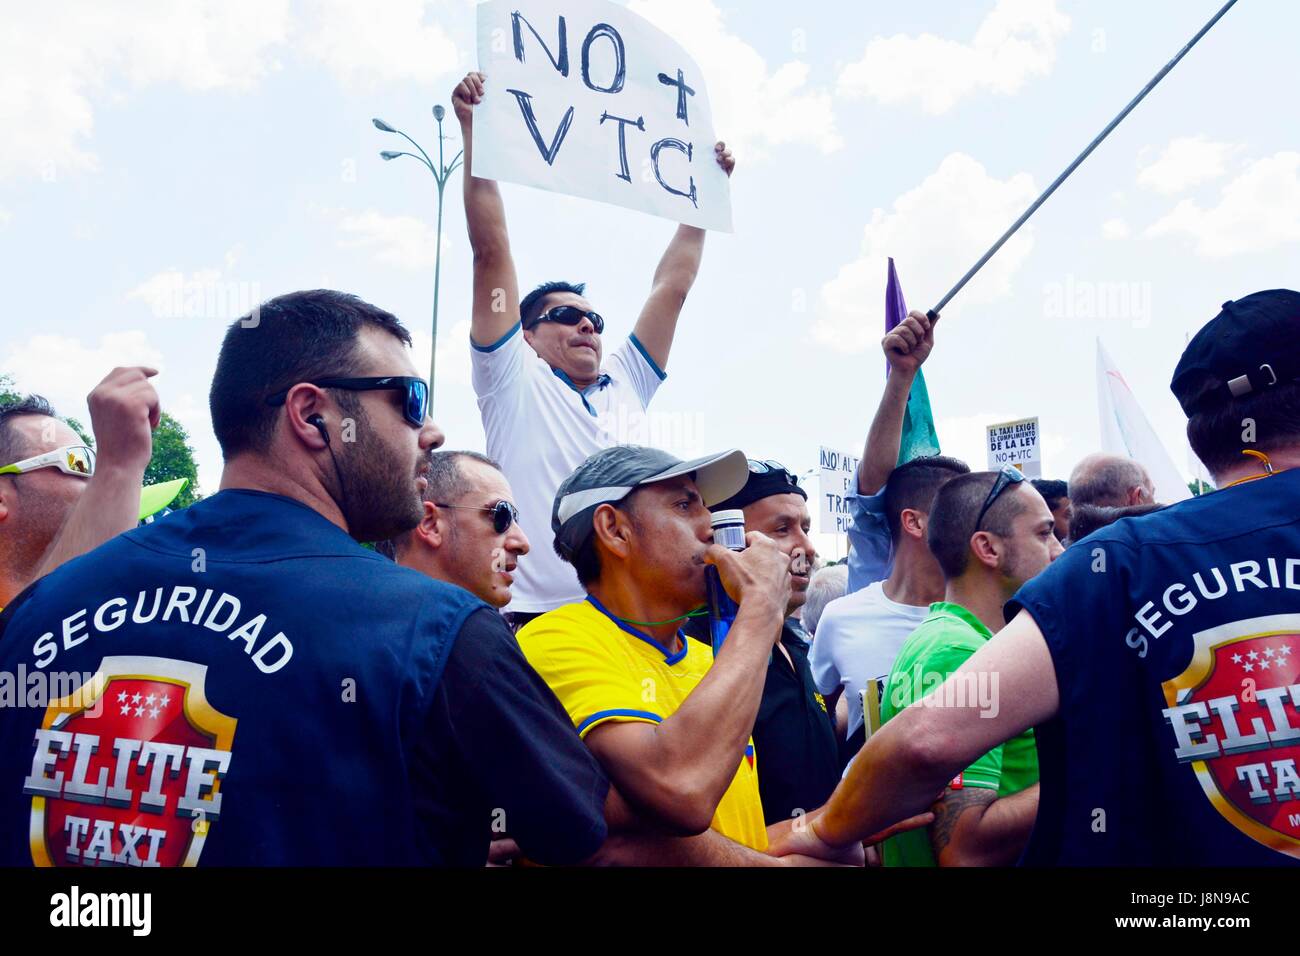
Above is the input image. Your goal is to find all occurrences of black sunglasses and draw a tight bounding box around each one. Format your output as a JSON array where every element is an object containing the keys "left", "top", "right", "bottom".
[
  {"left": 435, "top": 499, "right": 520, "bottom": 534},
  {"left": 747, "top": 458, "right": 801, "bottom": 487},
  {"left": 526, "top": 305, "right": 604, "bottom": 335},
  {"left": 265, "top": 376, "right": 429, "bottom": 428},
  {"left": 974, "top": 466, "right": 1026, "bottom": 532}
]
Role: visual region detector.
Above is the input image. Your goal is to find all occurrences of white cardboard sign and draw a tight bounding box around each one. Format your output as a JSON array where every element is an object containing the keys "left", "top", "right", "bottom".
[
  {"left": 986, "top": 416, "right": 1042, "bottom": 479},
  {"left": 819, "top": 446, "right": 861, "bottom": 535},
  {"left": 474, "top": 0, "right": 732, "bottom": 231}
]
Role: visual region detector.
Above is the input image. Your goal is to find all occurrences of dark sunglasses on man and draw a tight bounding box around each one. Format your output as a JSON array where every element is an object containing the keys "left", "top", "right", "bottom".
[
  {"left": 435, "top": 499, "right": 520, "bottom": 534},
  {"left": 264, "top": 376, "right": 429, "bottom": 428},
  {"left": 974, "top": 465, "right": 1026, "bottom": 532},
  {"left": 524, "top": 305, "right": 605, "bottom": 335}
]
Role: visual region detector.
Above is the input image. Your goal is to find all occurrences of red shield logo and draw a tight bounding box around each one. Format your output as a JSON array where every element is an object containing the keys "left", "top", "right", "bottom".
[
  {"left": 26, "top": 656, "right": 237, "bottom": 867},
  {"left": 1162, "top": 614, "right": 1300, "bottom": 860}
]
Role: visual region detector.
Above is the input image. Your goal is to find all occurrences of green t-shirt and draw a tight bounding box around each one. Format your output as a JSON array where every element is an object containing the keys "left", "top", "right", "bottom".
[{"left": 879, "top": 601, "right": 1039, "bottom": 867}]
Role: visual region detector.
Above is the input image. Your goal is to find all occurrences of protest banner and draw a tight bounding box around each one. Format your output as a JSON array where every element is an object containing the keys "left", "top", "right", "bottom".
[
  {"left": 1096, "top": 340, "right": 1191, "bottom": 502},
  {"left": 986, "top": 416, "right": 1041, "bottom": 478},
  {"left": 473, "top": 0, "right": 732, "bottom": 231},
  {"left": 819, "top": 446, "right": 861, "bottom": 535}
]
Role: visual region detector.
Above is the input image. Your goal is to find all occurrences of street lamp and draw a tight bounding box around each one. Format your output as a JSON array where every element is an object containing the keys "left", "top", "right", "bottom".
[{"left": 373, "top": 108, "right": 463, "bottom": 412}]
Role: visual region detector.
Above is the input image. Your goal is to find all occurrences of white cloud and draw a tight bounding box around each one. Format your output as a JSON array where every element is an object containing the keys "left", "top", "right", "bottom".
[
  {"left": 126, "top": 248, "right": 261, "bottom": 321},
  {"left": 301, "top": 0, "right": 463, "bottom": 92},
  {"left": 1102, "top": 218, "right": 1129, "bottom": 240},
  {"left": 0, "top": 208, "right": 11, "bottom": 228},
  {"left": 1136, "top": 136, "right": 1243, "bottom": 194},
  {"left": 0, "top": 1, "right": 290, "bottom": 182},
  {"left": 627, "top": 0, "right": 841, "bottom": 158},
  {"left": 1, "top": 332, "right": 166, "bottom": 418},
  {"left": 334, "top": 210, "right": 451, "bottom": 270},
  {"left": 410, "top": 320, "right": 473, "bottom": 392},
  {"left": 815, "top": 153, "right": 1037, "bottom": 351},
  {"left": 1144, "top": 152, "right": 1300, "bottom": 257},
  {"left": 837, "top": 0, "right": 1070, "bottom": 114},
  {"left": 0, "top": 0, "right": 469, "bottom": 184}
]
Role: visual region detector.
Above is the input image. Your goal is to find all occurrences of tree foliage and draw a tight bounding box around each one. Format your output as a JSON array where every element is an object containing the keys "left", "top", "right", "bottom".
[
  {"left": 144, "top": 413, "right": 201, "bottom": 508},
  {"left": 0, "top": 372, "right": 19, "bottom": 405}
]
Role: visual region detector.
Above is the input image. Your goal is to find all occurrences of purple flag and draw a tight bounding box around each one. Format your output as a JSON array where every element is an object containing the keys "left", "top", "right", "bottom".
[{"left": 883, "top": 258, "right": 941, "bottom": 463}]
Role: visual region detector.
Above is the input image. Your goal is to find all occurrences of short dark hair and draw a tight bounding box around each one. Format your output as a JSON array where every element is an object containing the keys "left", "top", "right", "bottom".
[
  {"left": 209, "top": 290, "right": 412, "bottom": 459},
  {"left": 376, "top": 450, "right": 501, "bottom": 559},
  {"left": 0, "top": 395, "right": 59, "bottom": 466},
  {"left": 520, "top": 280, "right": 586, "bottom": 328},
  {"left": 1069, "top": 502, "right": 1165, "bottom": 542},
  {"left": 564, "top": 533, "right": 603, "bottom": 586},
  {"left": 927, "top": 471, "right": 1028, "bottom": 580},
  {"left": 1187, "top": 380, "right": 1300, "bottom": 476},
  {"left": 882, "top": 455, "right": 970, "bottom": 543},
  {"left": 1031, "top": 478, "right": 1069, "bottom": 510}
]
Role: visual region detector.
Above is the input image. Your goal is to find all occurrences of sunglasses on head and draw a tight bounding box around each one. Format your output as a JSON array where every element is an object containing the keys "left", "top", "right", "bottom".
[
  {"left": 265, "top": 376, "right": 429, "bottom": 428},
  {"left": 974, "top": 465, "right": 1026, "bottom": 532},
  {"left": 436, "top": 499, "right": 520, "bottom": 534},
  {"left": 0, "top": 445, "right": 96, "bottom": 479},
  {"left": 747, "top": 458, "right": 800, "bottom": 487},
  {"left": 525, "top": 305, "right": 604, "bottom": 335}
]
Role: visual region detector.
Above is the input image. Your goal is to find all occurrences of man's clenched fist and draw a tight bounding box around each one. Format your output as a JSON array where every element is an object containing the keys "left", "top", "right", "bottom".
[
  {"left": 87, "top": 366, "right": 160, "bottom": 476},
  {"left": 882, "top": 309, "right": 937, "bottom": 376}
]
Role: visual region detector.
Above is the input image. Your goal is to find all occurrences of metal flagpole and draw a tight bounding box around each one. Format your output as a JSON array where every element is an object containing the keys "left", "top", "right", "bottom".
[{"left": 926, "top": 0, "right": 1239, "bottom": 322}]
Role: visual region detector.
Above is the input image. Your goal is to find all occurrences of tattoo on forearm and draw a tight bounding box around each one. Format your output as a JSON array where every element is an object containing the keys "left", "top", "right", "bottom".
[{"left": 929, "top": 787, "right": 997, "bottom": 855}]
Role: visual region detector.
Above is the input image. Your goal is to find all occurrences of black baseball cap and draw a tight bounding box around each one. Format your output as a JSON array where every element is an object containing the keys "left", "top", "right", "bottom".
[
  {"left": 552, "top": 445, "right": 748, "bottom": 560},
  {"left": 711, "top": 459, "right": 808, "bottom": 512},
  {"left": 1171, "top": 290, "right": 1300, "bottom": 416}
]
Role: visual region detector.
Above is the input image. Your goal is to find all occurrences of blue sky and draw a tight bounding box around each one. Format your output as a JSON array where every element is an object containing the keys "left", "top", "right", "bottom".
[{"left": 3, "top": 0, "right": 1296, "bottom": 554}]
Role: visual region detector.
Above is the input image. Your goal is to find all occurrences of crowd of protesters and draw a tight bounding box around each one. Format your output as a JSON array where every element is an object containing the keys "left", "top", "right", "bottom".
[{"left": 0, "top": 71, "right": 1297, "bottom": 869}]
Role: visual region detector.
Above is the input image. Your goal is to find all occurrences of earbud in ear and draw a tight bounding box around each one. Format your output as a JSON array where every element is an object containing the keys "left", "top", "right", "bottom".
[{"left": 307, "top": 414, "right": 330, "bottom": 446}]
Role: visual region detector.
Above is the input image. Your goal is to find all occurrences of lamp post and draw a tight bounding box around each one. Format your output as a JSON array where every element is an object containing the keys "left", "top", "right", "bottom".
[{"left": 373, "top": 108, "right": 463, "bottom": 412}]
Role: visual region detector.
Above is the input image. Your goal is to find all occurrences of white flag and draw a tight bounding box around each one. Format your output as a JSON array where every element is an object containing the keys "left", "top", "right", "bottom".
[{"left": 1096, "top": 339, "right": 1191, "bottom": 503}]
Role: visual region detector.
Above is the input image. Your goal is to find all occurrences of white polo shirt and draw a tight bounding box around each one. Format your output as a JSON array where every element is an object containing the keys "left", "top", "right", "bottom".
[
  {"left": 471, "top": 321, "right": 666, "bottom": 613},
  {"left": 808, "top": 580, "right": 930, "bottom": 738}
]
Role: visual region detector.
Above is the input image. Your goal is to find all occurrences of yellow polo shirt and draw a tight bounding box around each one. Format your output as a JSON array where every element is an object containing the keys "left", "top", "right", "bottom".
[{"left": 517, "top": 597, "right": 768, "bottom": 851}]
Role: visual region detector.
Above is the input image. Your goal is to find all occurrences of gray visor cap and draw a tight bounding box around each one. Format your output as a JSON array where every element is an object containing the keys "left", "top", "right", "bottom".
[{"left": 551, "top": 445, "right": 749, "bottom": 559}]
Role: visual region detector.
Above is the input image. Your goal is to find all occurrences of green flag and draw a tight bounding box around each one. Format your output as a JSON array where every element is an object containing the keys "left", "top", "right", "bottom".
[{"left": 898, "top": 368, "right": 941, "bottom": 465}]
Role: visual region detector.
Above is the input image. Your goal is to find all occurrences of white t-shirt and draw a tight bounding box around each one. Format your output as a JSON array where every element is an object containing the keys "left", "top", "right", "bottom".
[
  {"left": 470, "top": 321, "right": 666, "bottom": 613},
  {"left": 809, "top": 580, "right": 930, "bottom": 737}
]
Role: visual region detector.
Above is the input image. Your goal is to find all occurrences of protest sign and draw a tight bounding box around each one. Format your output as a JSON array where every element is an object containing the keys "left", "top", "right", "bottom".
[
  {"left": 474, "top": 0, "right": 732, "bottom": 231},
  {"left": 819, "top": 446, "right": 861, "bottom": 535},
  {"left": 986, "top": 417, "right": 1041, "bottom": 478}
]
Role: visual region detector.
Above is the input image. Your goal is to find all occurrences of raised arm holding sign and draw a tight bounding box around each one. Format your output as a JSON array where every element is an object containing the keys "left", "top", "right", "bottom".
[{"left": 455, "top": 63, "right": 734, "bottom": 620}]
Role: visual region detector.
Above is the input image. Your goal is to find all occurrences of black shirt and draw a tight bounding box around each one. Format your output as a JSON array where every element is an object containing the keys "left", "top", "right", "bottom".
[
  {"left": 417, "top": 608, "right": 612, "bottom": 866},
  {"left": 686, "top": 618, "right": 841, "bottom": 826}
]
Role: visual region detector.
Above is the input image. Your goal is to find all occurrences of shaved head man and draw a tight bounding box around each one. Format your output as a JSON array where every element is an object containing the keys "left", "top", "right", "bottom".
[{"left": 1068, "top": 453, "right": 1155, "bottom": 508}]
